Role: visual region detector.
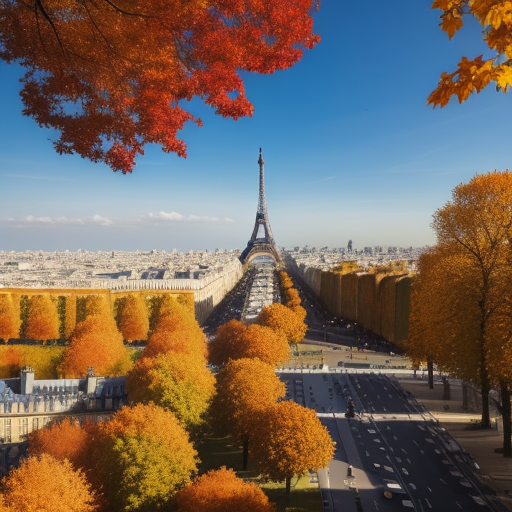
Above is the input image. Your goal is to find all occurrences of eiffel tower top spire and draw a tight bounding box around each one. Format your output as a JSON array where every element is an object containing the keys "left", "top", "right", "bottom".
[{"left": 240, "top": 149, "right": 281, "bottom": 264}]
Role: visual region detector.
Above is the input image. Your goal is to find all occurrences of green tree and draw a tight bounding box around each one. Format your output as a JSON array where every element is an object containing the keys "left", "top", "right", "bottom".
[
  {"left": 93, "top": 404, "right": 198, "bottom": 511},
  {"left": 126, "top": 351, "right": 216, "bottom": 431}
]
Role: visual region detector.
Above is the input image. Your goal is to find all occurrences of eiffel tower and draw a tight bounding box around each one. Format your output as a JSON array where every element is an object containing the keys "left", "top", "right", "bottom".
[{"left": 240, "top": 149, "right": 281, "bottom": 265}]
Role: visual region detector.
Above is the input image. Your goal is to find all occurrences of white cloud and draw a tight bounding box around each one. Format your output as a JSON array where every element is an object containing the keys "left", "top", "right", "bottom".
[
  {"left": 3, "top": 215, "right": 114, "bottom": 226},
  {"left": 147, "top": 211, "right": 234, "bottom": 223},
  {"left": 2, "top": 211, "right": 233, "bottom": 228}
]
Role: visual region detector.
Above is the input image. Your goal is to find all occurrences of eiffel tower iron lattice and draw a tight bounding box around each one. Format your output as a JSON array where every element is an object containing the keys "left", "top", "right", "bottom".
[{"left": 240, "top": 149, "right": 281, "bottom": 264}]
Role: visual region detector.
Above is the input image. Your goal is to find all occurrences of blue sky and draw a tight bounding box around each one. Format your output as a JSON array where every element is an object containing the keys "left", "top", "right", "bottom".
[{"left": 1, "top": 1, "right": 511, "bottom": 252}]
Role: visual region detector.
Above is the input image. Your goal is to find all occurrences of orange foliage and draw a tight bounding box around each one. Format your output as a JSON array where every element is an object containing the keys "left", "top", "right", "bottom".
[
  {"left": 143, "top": 305, "right": 207, "bottom": 360},
  {"left": 0, "top": 293, "right": 21, "bottom": 341},
  {"left": 61, "top": 315, "right": 131, "bottom": 377},
  {"left": 0, "top": 346, "right": 24, "bottom": 378},
  {"left": 253, "top": 401, "right": 334, "bottom": 494},
  {"left": 118, "top": 294, "right": 149, "bottom": 342},
  {"left": 28, "top": 418, "right": 95, "bottom": 472},
  {"left": 284, "top": 287, "right": 301, "bottom": 307},
  {"left": 429, "top": 0, "right": 512, "bottom": 107},
  {"left": 0, "top": 454, "right": 98, "bottom": 512},
  {"left": 176, "top": 467, "right": 276, "bottom": 512},
  {"left": 208, "top": 319, "right": 247, "bottom": 366},
  {"left": 0, "top": 1, "right": 320, "bottom": 173},
  {"left": 212, "top": 358, "right": 284, "bottom": 469},
  {"left": 209, "top": 320, "right": 289, "bottom": 366},
  {"left": 257, "top": 302, "right": 307, "bottom": 343},
  {"left": 25, "top": 294, "right": 60, "bottom": 341}
]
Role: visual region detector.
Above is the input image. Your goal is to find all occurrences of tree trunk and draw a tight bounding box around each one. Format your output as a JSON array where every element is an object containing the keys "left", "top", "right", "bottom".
[
  {"left": 462, "top": 381, "right": 468, "bottom": 411},
  {"left": 500, "top": 382, "right": 511, "bottom": 458},
  {"left": 285, "top": 476, "right": 291, "bottom": 505},
  {"left": 242, "top": 435, "right": 249, "bottom": 471},
  {"left": 427, "top": 359, "right": 434, "bottom": 389},
  {"left": 480, "top": 359, "right": 491, "bottom": 429},
  {"left": 442, "top": 376, "right": 450, "bottom": 400}
]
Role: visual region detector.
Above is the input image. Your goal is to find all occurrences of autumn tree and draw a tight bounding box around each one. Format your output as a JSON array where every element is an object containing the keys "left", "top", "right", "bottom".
[
  {"left": 252, "top": 401, "right": 334, "bottom": 500},
  {"left": 257, "top": 303, "right": 307, "bottom": 343},
  {"left": 211, "top": 358, "right": 285, "bottom": 470},
  {"left": 208, "top": 319, "right": 246, "bottom": 367},
  {"left": 92, "top": 403, "right": 198, "bottom": 511},
  {"left": 61, "top": 314, "right": 132, "bottom": 377},
  {"left": 84, "top": 295, "right": 111, "bottom": 318},
  {"left": 0, "top": 454, "right": 98, "bottom": 512},
  {"left": 28, "top": 418, "right": 95, "bottom": 472},
  {"left": 284, "top": 287, "right": 302, "bottom": 308},
  {"left": 143, "top": 307, "right": 207, "bottom": 361},
  {"left": 25, "top": 294, "right": 59, "bottom": 342},
  {"left": 0, "top": 1, "right": 320, "bottom": 173},
  {"left": 428, "top": 0, "right": 512, "bottom": 107},
  {"left": 126, "top": 351, "right": 216, "bottom": 431},
  {"left": 404, "top": 247, "right": 481, "bottom": 389},
  {"left": 0, "top": 293, "right": 20, "bottom": 342},
  {"left": 415, "top": 171, "right": 512, "bottom": 430},
  {"left": 209, "top": 320, "right": 289, "bottom": 367},
  {"left": 0, "top": 346, "right": 24, "bottom": 378},
  {"left": 117, "top": 293, "right": 149, "bottom": 342},
  {"left": 175, "top": 467, "right": 277, "bottom": 512}
]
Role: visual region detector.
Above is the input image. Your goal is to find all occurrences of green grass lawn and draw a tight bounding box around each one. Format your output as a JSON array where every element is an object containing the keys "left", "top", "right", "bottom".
[{"left": 197, "top": 435, "right": 323, "bottom": 512}]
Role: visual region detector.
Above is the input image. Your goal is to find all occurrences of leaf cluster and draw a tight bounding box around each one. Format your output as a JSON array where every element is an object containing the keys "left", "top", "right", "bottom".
[{"left": 429, "top": 0, "right": 512, "bottom": 106}]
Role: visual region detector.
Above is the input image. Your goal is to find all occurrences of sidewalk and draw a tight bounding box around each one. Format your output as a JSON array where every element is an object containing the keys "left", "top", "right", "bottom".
[{"left": 397, "top": 376, "right": 512, "bottom": 511}]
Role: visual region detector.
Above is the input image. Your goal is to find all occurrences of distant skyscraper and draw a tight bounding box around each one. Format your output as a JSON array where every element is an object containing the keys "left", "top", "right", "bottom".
[{"left": 347, "top": 240, "right": 353, "bottom": 253}]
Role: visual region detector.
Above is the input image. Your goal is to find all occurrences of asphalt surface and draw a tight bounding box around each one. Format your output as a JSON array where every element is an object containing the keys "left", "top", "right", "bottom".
[{"left": 279, "top": 370, "right": 506, "bottom": 512}]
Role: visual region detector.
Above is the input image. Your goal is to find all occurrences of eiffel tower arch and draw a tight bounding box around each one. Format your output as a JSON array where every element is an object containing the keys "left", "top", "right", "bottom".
[{"left": 240, "top": 149, "right": 282, "bottom": 265}]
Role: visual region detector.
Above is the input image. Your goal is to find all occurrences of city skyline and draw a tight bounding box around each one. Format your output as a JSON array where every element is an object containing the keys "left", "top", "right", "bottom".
[{"left": 1, "top": 1, "right": 511, "bottom": 253}]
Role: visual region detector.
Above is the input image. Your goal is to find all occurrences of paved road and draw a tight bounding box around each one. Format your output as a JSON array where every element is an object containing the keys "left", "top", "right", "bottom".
[{"left": 280, "top": 371, "right": 504, "bottom": 512}]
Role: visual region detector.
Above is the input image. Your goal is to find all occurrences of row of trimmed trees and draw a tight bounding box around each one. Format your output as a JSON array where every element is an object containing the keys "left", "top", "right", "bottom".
[
  {"left": 402, "top": 170, "right": 512, "bottom": 457},
  {"left": 0, "top": 290, "right": 193, "bottom": 344}
]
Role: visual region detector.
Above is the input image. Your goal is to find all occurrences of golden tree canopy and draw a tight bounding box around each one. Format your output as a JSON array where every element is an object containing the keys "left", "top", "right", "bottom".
[
  {"left": 256, "top": 302, "right": 307, "bottom": 343},
  {"left": 117, "top": 294, "right": 149, "bottom": 342},
  {"left": 428, "top": 0, "right": 512, "bottom": 107},
  {"left": 0, "top": 454, "right": 98, "bottom": 512},
  {"left": 28, "top": 418, "right": 95, "bottom": 473},
  {"left": 61, "top": 314, "right": 131, "bottom": 377},
  {"left": 209, "top": 320, "right": 289, "bottom": 367},
  {"left": 94, "top": 403, "right": 198, "bottom": 511},
  {"left": 25, "top": 294, "right": 59, "bottom": 341},
  {"left": 143, "top": 296, "right": 207, "bottom": 359},
  {"left": 0, "top": 293, "right": 20, "bottom": 341},
  {"left": 0, "top": 0, "right": 320, "bottom": 173},
  {"left": 212, "top": 358, "right": 285, "bottom": 441},
  {"left": 126, "top": 351, "right": 216, "bottom": 430},
  {"left": 176, "top": 467, "right": 277, "bottom": 512},
  {"left": 253, "top": 401, "right": 334, "bottom": 485}
]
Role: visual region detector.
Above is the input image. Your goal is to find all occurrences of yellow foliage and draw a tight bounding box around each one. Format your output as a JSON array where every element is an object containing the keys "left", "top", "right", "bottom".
[{"left": 429, "top": 0, "right": 512, "bottom": 105}]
